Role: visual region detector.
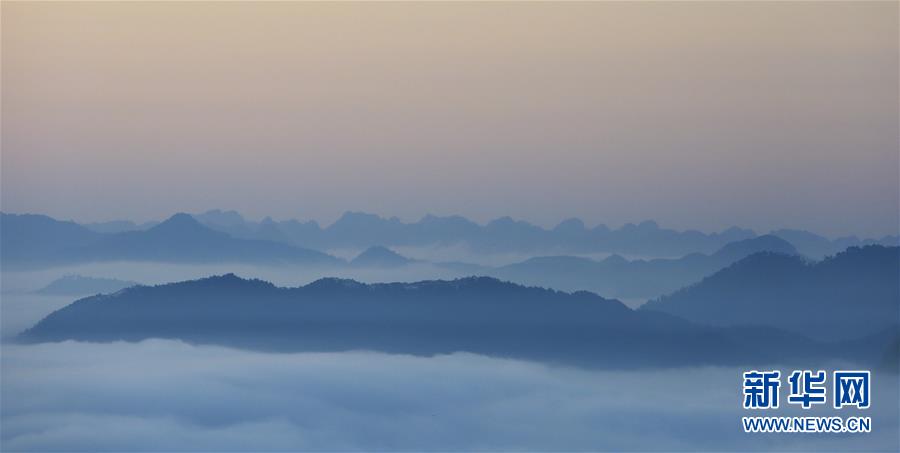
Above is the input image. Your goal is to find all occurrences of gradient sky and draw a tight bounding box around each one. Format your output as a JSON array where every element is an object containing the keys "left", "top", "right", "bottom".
[{"left": 2, "top": 2, "right": 897, "bottom": 237}]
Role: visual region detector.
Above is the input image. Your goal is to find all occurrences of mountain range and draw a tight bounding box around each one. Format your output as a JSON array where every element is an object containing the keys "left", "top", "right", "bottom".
[
  {"left": 70, "top": 209, "right": 898, "bottom": 258},
  {"left": 36, "top": 275, "right": 139, "bottom": 296},
  {"left": 350, "top": 245, "right": 416, "bottom": 268},
  {"left": 642, "top": 245, "right": 900, "bottom": 342},
  {"left": 0, "top": 213, "right": 102, "bottom": 267},
  {"left": 479, "top": 235, "right": 799, "bottom": 299},
  {"left": 1, "top": 212, "right": 341, "bottom": 269},
  {"left": 6, "top": 212, "right": 892, "bottom": 304},
  {"left": 19, "top": 274, "right": 883, "bottom": 369}
]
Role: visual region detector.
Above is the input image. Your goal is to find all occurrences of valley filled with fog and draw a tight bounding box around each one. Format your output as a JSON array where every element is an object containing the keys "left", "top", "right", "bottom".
[
  {"left": 4, "top": 1, "right": 898, "bottom": 450},
  {"left": 3, "top": 340, "right": 897, "bottom": 452},
  {"left": 1, "top": 210, "right": 897, "bottom": 450},
  {"left": 2, "top": 250, "right": 897, "bottom": 451}
]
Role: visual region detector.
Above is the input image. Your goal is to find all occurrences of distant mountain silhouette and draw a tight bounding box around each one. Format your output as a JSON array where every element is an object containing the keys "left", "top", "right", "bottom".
[
  {"left": 769, "top": 229, "right": 898, "bottom": 258},
  {"left": 1, "top": 213, "right": 100, "bottom": 268},
  {"left": 194, "top": 209, "right": 246, "bottom": 229},
  {"left": 642, "top": 246, "right": 900, "bottom": 341},
  {"left": 4, "top": 210, "right": 895, "bottom": 273},
  {"left": 275, "top": 218, "right": 324, "bottom": 247},
  {"left": 83, "top": 220, "right": 157, "bottom": 234},
  {"left": 1, "top": 213, "right": 343, "bottom": 268},
  {"left": 325, "top": 212, "right": 408, "bottom": 247},
  {"left": 217, "top": 210, "right": 896, "bottom": 257},
  {"left": 194, "top": 210, "right": 326, "bottom": 247},
  {"left": 711, "top": 234, "right": 798, "bottom": 262},
  {"left": 36, "top": 275, "right": 139, "bottom": 296},
  {"left": 185, "top": 210, "right": 762, "bottom": 256},
  {"left": 192, "top": 209, "right": 259, "bottom": 240},
  {"left": 72, "top": 213, "right": 343, "bottom": 266},
  {"left": 410, "top": 214, "right": 482, "bottom": 245},
  {"left": 45, "top": 209, "right": 896, "bottom": 258},
  {"left": 484, "top": 235, "right": 798, "bottom": 299},
  {"left": 18, "top": 274, "right": 877, "bottom": 369},
  {"left": 351, "top": 246, "right": 414, "bottom": 268},
  {"left": 256, "top": 217, "right": 293, "bottom": 244}
]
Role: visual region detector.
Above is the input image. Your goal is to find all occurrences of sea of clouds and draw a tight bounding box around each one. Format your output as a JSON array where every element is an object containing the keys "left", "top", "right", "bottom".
[
  {"left": 2, "top": 340, "right": 896, "bottom": 452},
  {"left": 2, "top": 267, "right": 896, "bottom": 451}
]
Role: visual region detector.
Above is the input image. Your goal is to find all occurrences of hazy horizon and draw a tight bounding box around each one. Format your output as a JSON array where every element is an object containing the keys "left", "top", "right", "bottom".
[
  {"left": 4, "top": 207, "right": 897, "bottom": 241},
  {"left": 2, "top": 3, "right": 898, "bottom": 451},
  {"left": 2, "top": 1, "right": 898, "bottom": 238}
]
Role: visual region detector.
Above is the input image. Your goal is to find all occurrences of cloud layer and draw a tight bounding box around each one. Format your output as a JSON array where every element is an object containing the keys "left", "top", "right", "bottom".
[{"left": 2, "top": 340, "right": 896, "bottom": 451}]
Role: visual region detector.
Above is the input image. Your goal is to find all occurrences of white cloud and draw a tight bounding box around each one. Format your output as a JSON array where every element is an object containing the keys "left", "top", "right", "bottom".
[{"left": 1, "top": 340, "right": 896, "bottom": 451}]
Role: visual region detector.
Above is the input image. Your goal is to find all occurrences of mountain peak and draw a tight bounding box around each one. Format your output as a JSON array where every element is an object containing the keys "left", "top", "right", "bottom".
[
  {"left": 487, "top": 216, "right": 516, "bottom": 226},
  {"left": 305, "top": 277, "right": 367, "bottom": 290},
  {"left": 602, "top": 254, "right": 628, "bottom": 265},
  {"left": 138, "top": 213, "right": 239, "bottom": 246},
  {"left": 554, "top": 218, "right": 586, "bottom": 233},
  {"left": 642, "top": 245, "right": 898, "bottom": 342},
  {"left": 192, "top": 273, "right": 277, "bottom": 291},
  {"left": 338, "top": 211, "right": 381, "bottom": 221},
  {"left": 160, "top": 212, "right": 199, "bottom": 226},
  {"left": 36, "top": 274, "right": 139, "bottom": 296},
  {"left": 351, "top": 245, "right": 411, "bottom": 267},
  {"left": 329, "top": 211, "right": 388, "bottom": 230},
  {"left": 149, "top": 213, "right": 209, "bottom": 234},
  {"left": 713, "top": 234, "right": 797, "bottom": 260}
]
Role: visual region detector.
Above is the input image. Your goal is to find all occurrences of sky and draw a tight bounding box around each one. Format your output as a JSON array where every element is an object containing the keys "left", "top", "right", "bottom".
[{"left": 2, "top": 2, "right": 897, "bottom": 237}]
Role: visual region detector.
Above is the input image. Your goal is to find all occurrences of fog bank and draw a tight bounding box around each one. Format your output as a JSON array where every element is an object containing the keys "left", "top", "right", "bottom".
[{"left": 2, "top": 341, "right": 896, "bottom": 451}]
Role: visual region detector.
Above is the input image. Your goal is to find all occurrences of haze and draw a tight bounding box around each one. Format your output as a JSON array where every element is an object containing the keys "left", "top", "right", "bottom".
[{"left": 2, "top": 1, "right": 897, "bottom": 237}]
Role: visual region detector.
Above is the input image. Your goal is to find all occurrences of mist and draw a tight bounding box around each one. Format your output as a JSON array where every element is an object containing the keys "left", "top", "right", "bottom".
[{"left": 3, "top": 340, "right": 896, "bottom": 452}]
